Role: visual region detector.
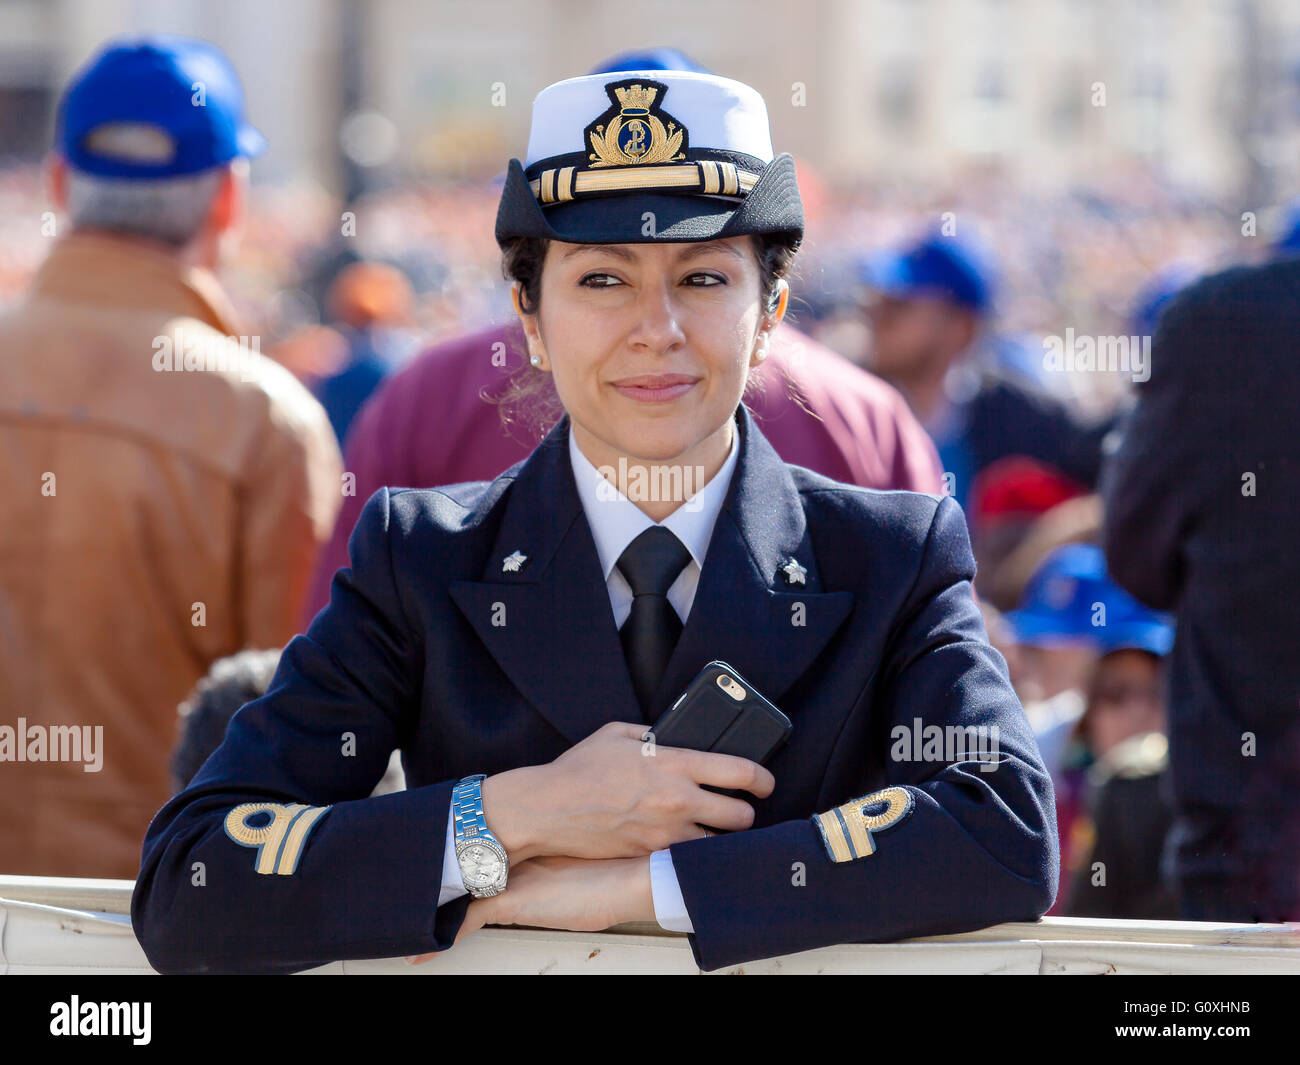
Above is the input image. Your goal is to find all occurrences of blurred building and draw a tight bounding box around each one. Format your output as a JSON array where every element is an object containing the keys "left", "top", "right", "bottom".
[
  {"left": 2, "top": 0, "right": 1299, "bottom": 202},
  {"left": 0, "top": 0, "right": 339, "bottom": 182}
]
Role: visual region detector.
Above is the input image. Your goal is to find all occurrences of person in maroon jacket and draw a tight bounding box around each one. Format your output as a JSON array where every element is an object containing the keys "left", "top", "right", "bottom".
[{"left": 299, "top": 317, "right": 943, "bottom": 627}]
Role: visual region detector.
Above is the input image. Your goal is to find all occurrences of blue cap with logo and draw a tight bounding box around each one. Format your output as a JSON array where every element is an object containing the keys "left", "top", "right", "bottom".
[
  {"left": 859, "top": 230, "right": 997, "bottom": 316},
  {"left": 1006, "top": 543, "right": 1174, "bottom": 656},
  {"left": 56, "top": 34, "right": 265, "bottom": 179}
]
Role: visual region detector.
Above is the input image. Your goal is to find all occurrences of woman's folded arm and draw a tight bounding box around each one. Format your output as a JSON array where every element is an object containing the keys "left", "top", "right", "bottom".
[
  {"left": 131, "top": 488, "right": 470, "bottom": 974},
  {"left": 667, "top": 495, "right": 1060, "bottom": 971}
]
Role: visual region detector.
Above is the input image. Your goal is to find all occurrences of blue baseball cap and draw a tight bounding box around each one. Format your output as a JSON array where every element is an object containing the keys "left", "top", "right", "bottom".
[
  {"left": 56, "top": 34, "right": 265, "bottom": 179},
  {"left": 1006, "top": 543, "right": 1174, "bottom": 656},
  {"left": 587, "top": 48, "right": 711, "bottom": 74},
  {"left": 859, "top": 230, "right": 997, "bottom": 316}
]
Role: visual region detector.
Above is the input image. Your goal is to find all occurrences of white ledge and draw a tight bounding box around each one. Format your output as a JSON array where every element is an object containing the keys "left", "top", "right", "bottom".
[{"left": 2, "top": 875, "right": 1298, "bottom": 975}]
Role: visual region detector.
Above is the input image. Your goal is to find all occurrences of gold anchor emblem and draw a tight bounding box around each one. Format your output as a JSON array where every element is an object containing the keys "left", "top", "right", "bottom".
[{"left": 586, "top": 81, "right": 687, "bottom": 168}]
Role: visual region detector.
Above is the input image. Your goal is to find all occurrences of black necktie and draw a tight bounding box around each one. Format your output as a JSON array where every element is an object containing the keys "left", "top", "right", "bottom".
[{"left": 616, "top": 526, "right": 693, "bottom": 718}]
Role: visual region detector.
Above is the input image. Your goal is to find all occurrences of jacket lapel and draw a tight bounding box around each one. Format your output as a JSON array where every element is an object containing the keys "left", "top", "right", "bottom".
[
  {"left": 449, "top": 415, "right": 643, "bottom": 744},
  {"left": 650, "top": 404, "right": 855, "bottom": 718},
  {"left": 449, "top": 404, "right": 856, "bottom": 745}
]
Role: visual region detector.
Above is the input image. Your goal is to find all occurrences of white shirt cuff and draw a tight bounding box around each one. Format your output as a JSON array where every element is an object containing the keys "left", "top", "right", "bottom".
[
  {"left": 438, "top": 797, "right": 467, "bottom": 907},
  {"left": 649, "top": 849, "right": 695, "bottom": 933}
]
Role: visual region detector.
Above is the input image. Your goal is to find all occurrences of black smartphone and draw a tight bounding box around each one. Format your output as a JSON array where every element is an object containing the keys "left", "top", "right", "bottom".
[{"left": 649, "top": 660, "right": 792, "bottom": 766}]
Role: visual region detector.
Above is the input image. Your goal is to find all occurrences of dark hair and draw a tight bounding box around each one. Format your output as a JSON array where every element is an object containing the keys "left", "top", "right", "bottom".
[
  {"left": 491, "top": 231, "right": 811, "bottom": 441},
  {"left": 171, "top": 648, "right": 283, "bottom": 791}
]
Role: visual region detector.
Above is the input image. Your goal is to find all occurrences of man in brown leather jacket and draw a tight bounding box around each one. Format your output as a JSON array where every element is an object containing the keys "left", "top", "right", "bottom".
[{"left": 0, "top": 36, "right": 342, "bottom": 878}]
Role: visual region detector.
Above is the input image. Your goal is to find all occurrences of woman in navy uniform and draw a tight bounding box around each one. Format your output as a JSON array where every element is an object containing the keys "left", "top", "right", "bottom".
[{"left": 132, "top": 70, "right": 1058, "bottom": 974}]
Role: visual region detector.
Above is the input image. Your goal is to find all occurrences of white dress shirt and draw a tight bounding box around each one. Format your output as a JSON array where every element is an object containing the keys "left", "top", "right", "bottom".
[{"left": 436, "top": 420, "right": 741, "bottom": 935}]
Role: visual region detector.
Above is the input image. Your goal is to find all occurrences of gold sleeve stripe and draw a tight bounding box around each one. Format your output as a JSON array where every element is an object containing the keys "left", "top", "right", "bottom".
[
  {"left": 223, "top": 802, "right": 300, "bottom": 846},
  {"left": 813, "top": 809, "right": 852, "bottom": 862},
  {"left": 859, "top": 788, "right": 913, "bottom": 830},
  {"left": 223, "top": 801, "right": 331, "bottom": 876},
  {"left": 840, "top": 801, "right": 876, "bottom": 858},
  {"left": 224, "top": 803, "right": 306, "bottom": 874},
  {"left": 274, "top": 804, "right": 331, "bottom": 875},
  {"left": 813, "top": 787, "right": 915, "bottom": 864}
]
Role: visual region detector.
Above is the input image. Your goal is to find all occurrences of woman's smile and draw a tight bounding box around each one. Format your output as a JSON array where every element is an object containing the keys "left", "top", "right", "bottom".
[{"left": 610, "top": 373, "right": 701, "bottom": 403}]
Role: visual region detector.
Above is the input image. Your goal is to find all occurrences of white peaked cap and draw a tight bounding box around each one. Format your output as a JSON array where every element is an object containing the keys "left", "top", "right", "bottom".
[
  {"left": 524, "top": 70, "right": 775, "bottom": 167},
  {"left": 495, "top": 68, "right": 801, "bottom": 246}
]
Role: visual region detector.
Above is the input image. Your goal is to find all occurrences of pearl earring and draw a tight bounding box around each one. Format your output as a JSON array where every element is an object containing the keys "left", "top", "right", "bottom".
[{"left": 530, "top": 355, "right": 541, "bottom": 367}]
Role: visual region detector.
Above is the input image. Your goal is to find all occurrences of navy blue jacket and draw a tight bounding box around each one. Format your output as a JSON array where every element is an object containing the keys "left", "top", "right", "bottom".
[
  {"left": 132, "top": 403, "right": 1058, "bottom": 973},
  {"left": 1102, "top": 258, "right": 1300, "bottom": 915}
]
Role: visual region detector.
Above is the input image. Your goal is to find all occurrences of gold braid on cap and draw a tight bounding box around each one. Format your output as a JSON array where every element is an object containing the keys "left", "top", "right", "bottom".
[{"left": 530, "top": 160, "right": 758, "bottom": 205}]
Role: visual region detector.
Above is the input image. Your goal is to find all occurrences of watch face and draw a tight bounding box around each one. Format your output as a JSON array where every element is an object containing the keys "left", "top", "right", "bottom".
[{"left": 458, "top": 844, "right": 504, "bottom": 886}]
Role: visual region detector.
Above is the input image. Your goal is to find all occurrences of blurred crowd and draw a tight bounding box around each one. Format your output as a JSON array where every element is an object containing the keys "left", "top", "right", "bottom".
[
  {"left": 3, "top": 34, "right": 1299, "bottom": 933},
  {"left": 0, "top": 141, "right": 1274, "bottom": 454},
  {"left": 0, "top": 159, "right": 1263, "bottom": 390}
]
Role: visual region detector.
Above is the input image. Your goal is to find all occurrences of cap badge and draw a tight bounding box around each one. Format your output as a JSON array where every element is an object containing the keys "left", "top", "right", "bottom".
[{"left": 585, "top": 79, "right": 688, "bottom": 167}]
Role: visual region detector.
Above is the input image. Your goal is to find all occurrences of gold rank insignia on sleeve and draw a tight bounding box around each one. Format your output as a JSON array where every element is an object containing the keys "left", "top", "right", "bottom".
[
  {"left": 223, "top": 802, "right": 332, "bottom": 875},
  {"left": 813, "top": 786, "right": 914, "bottom": 864}
]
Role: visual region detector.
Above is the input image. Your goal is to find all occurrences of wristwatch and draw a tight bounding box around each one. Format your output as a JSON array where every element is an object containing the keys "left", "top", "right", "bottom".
[{"left": 452, "top": 773, "right": 509, "bottom": 898}]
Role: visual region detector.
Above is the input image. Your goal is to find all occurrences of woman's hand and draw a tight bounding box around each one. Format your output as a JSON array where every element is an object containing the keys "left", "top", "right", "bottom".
[
  {"left": 406, "top": 855, "right": 656, "bottom": 964},
  {"left": 480, "top": 721, "right": 774, "bottom": 861}
]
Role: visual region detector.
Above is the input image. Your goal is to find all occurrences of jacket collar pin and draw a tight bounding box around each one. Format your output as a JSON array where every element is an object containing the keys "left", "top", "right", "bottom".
[
  {"left": 502, "top": 550, "right": 528, "bottom": 573},
  {"left": 780, "top": 558, "right": 807, "bottom": 586}
]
